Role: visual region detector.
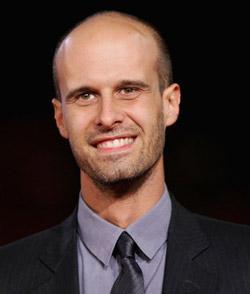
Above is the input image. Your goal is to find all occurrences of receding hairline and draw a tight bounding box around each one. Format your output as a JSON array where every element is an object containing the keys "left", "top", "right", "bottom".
[
  {"left": 54, "top": 11, "right": 160, "bottom": 63},
  {"left": 75, "top": 11, "right": 154, "bottom": 35},
  {"left": 53, "top": 10, "right": 173, "bottom": 99}
]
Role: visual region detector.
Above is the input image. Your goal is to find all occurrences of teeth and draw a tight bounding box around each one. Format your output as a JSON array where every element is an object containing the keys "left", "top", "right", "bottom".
[{"left": 97, "top": 137, "right": 134, "bottom": 148}]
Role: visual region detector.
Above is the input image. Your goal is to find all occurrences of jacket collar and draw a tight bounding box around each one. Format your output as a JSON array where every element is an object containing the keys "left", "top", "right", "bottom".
[
  {"left": 16, "top": 197, "right": 219, "bottom": 294},
  {"left": 162, "top": 197, "right": 219, "bottom": 294},
  {"left": 23, "top": 209, "right": 80, "bottom": 294}
]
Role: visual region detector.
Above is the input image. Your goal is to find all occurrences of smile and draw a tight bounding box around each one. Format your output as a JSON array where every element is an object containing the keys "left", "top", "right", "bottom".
[
  {"left": 97, "top": 137, "right": 134, "bottom": 149},
  {"left": 92, "top": 136, "right": 137, "bottom": 154}
]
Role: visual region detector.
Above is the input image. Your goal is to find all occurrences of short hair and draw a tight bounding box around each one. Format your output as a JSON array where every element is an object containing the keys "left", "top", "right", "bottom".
[{"left": 53, "top": 11, "right": 173, "bottom": 100}]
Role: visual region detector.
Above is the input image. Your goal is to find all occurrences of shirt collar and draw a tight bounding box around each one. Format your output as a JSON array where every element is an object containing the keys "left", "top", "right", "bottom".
[
  {"left": 126, "top": 186, "right": 171, "bottom": 259},
  {"left": 77, "top": 184, "right": 171, "bottom": 266},
  {"left": 77, "top": 196, "right": 122, "bottom": 266}
]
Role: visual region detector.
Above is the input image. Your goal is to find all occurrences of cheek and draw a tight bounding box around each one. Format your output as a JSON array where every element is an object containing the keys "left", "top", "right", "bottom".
[
  {"left": 63, "top": 109, "right": 90, "bottom": 138},
  {"left": 128, "top": 101, "right": 162, "bottom": 131}
]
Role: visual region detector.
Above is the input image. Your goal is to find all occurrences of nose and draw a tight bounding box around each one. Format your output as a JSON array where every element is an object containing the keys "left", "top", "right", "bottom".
[{"left": 94, "top": 96, "right": 124, "bottom": 128}]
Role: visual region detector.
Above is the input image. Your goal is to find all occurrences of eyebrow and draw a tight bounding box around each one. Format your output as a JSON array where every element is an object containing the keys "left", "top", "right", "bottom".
[
  {"left": 64, "top": 80, "right": 150, "bottom": 101},
  {"left": 65, "top": 86, "right": 96, "bottom": 102},
  {"left": 116, "top": 80, "right": 150, "bottom": 90}
]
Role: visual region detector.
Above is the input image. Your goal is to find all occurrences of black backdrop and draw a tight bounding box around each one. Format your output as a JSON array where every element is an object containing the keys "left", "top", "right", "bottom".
[{"left": 1, "top": 1, "right": 249, "bottom": 245}]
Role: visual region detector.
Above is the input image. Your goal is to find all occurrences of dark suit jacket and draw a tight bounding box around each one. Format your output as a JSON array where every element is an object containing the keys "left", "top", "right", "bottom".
[{"left": 0, "top": 198, "right": 250, "bottom": 294}]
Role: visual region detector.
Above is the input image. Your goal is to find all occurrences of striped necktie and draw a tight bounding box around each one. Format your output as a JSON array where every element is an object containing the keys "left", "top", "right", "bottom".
[{"left": 111, "top": 232, "right": 144, "bottom": 294}]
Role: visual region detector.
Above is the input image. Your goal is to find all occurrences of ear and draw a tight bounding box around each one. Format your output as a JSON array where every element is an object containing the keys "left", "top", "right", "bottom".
[
  {"left": 51, "top": 98, "right": 69, "bottom": 139},
  {"left": 162, "top": 83, "right": 181, "bottom": 127}
]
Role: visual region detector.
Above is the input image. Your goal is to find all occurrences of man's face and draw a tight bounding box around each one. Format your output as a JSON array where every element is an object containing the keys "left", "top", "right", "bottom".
[{"left": 53, "top": 22, "right": 178, "bottom": 185}]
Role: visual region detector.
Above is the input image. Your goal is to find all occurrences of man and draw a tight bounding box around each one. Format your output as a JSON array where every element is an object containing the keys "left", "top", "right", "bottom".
[{"left": 0, "top": 11, "right": 249, "bottom": 294}]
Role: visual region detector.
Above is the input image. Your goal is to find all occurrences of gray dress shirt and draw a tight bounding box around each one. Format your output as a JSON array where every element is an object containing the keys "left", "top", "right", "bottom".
[{"left": 77, "top": 185, "right": 172, "bottom": 294}]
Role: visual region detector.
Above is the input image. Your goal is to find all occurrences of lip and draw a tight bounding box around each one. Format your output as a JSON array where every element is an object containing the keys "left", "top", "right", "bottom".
[{"left": 90, "top": 134, "right": 137, "bottom": 147}]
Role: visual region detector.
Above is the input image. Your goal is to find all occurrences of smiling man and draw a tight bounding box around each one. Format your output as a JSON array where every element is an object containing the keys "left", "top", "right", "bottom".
[
  {"left": 0, "top": 11, "right": 250, "bottom": 294},
  {"left": 52, "top": 12, "right": 180, "bottom": 229}
]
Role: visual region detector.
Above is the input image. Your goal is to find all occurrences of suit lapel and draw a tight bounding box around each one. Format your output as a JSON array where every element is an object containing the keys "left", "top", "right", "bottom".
[
  {"left": 162, "top": 198, "right": 219, "bottom": 294},
  {"left": 10, "top": 197, "right": 220, "bottom": 294},
  {"left": 22, "top": 209, "right": 79, "bottom": 294}
]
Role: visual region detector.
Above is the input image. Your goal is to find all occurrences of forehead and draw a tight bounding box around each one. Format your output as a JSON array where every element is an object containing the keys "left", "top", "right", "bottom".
[{"left": 55, "top": 16, "right": 159, "bottom": 91}]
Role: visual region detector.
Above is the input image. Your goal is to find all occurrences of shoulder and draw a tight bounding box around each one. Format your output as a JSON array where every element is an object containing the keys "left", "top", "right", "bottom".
[
  {"left": 0, "top": 210, "right": 77, "bottom": 290},
  {"left": 172, "top": 197, "right": 250, "bottom": 248},
  {"left": 0, "top": 210, "right": 74, "bottom": 254},
  {"left": 194, "top": 213, "right": 250, "bottom": 263},
  {"left": 194, "top": 213, "right": 250, "bottom": 241},
  {"left": 171, "top": 198, "right": 250, "bottom": 271},
  {"left": 0, "top": 222, "right": 61, "bottom": 258},
  {"left": 171, "top": 200, "right": 250, "bottom": 290}
]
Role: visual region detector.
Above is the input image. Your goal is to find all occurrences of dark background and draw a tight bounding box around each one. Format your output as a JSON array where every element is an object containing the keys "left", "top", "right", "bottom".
[{"left": 0, "top": 1, "right": 249, "bottom": 245}]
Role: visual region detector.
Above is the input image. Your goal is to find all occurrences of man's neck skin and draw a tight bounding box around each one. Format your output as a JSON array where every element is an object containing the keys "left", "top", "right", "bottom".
[{"left": 80, "top": 157, "right": 165, "bottom": 228}]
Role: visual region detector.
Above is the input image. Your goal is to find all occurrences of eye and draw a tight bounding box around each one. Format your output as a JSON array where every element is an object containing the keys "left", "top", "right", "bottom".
[
  {"left": 120, "top": 87, "right": 136, "bottom": 94},
  {"left": 119, "top": 87, "right": 140, "bottom": 99},
  {"left": 74, "top": 92, "right": 97, "bottom": 105},
  {"left": 121, "top": 87, "right": 135, "bottom": 94},
  {"left": 78, "top": 92, "right": 96, "bottom": 100}
]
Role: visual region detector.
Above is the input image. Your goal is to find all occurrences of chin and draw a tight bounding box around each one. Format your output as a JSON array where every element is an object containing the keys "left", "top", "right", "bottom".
[{"left": 88, "top": 165, "right": 153, "bottom": 190}]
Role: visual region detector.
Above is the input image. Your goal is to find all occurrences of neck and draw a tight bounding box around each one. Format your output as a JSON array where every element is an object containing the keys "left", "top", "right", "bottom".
[{"left": 80, "top": 157, "right": 165, "bottom": 228}]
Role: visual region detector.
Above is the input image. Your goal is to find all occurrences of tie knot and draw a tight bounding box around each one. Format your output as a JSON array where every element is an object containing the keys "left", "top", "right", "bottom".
[{"left": 115, "top": 232, "right": 136, "bottom": 259}]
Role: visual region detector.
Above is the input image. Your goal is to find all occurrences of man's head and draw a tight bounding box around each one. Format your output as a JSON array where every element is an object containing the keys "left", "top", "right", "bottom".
[
  {"left": 52, "top": 11, "right": 180, "bottom": 187},
  {"left": 53, "top": 11, "right": 173, "bottom": 100}
]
